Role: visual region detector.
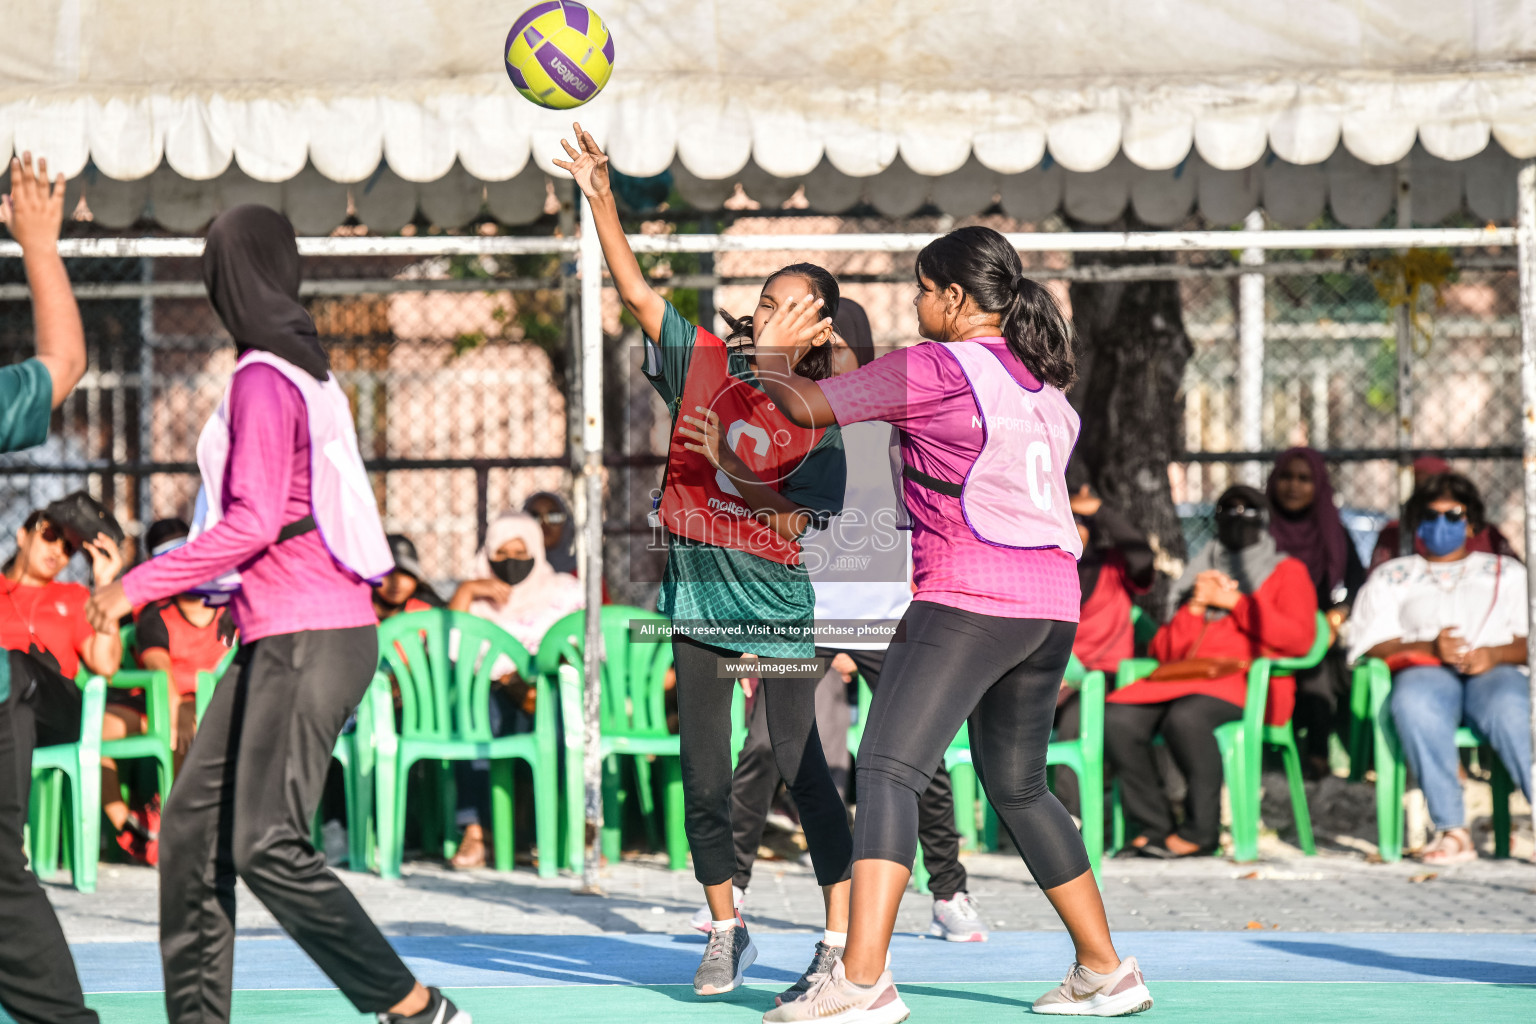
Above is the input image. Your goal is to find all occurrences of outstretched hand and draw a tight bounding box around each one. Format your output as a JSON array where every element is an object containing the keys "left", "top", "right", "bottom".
[
  {"left": 551, "top": 122, "right": 611, "bottom": 200},
  {"left": 755, "top": 292, "right": 834, "bottom": 366},
  {"left": 1, "top": 152, "right": 68, "bottom": 253}
]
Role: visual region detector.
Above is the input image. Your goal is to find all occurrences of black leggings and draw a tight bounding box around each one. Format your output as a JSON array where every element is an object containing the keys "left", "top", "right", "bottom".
[
  {"left": 1103, "top": 694, "right": 1242, "bottom": 850},
  {"left": 853, "top": 602, "right": 1090, "bottom": 891},
  {"left": 674, "top": 634, "right": 852, "bottom": 888}
]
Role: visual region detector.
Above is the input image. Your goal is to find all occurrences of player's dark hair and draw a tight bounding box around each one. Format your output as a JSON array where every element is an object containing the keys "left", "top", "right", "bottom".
[
  {"left": 1406, "top": 472, "right": 1486, "bottom": 533},
  {"left": 916, "top": 226, "right": 1076, "bottom": 390},
  {"left": 720, "top": 263, "right": 840, "bottom": 382}
]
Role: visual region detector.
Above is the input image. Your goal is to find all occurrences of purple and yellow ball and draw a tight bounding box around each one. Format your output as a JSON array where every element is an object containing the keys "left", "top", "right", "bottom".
[{"left": 505, "top": 1, "right": 615, "bottom": 110}]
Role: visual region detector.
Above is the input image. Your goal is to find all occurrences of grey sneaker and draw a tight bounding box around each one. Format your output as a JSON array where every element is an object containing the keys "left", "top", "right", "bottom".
[
  {"left": 929, "top": 892, "right": 988, "bottom": 942},
  {"left": 774, "top": 940, "right": 844, "bottom": 1006},
  {"left": 762, "top": 959, "right": 909, "bottom": 1024},
  {"left": 1032, "top": 957, "right": 1153, "bottom": 1017},
  {"left": 693, "top": 922, "right": 758, "bottom": 996}
]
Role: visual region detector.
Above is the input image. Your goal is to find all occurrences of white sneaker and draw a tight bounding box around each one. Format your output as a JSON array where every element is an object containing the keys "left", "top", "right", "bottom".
[
  {"left": 1032, "top": 957, "right": 1153, "bottom": 1017},
  {"left": 929, "top": 892, "right": 988, "bottom": 942},
  {"left": 690, "top": 885, "right": 746, "bottom": 934},
  {"left": 762, "top": 959, "right": 910, "bottom": 1024}
]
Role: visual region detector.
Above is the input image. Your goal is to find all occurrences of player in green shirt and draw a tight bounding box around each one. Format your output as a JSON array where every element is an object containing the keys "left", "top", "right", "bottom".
[
  {"left": 0, "top": 152, "right": 94, "bottom": 1024},
  {"left": 556, "top": 125, "right": 855, "bottom": 1003}
]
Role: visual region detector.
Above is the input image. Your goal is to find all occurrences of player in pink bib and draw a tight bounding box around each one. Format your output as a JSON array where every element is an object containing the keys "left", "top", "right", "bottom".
[{"left": 755, "top": 227, "right": 1152, "bottom": 1022}]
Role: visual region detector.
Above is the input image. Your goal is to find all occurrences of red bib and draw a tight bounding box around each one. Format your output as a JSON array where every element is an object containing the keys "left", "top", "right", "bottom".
[{"left": 660, "top": 329, "right": 825, "bottom": 566}]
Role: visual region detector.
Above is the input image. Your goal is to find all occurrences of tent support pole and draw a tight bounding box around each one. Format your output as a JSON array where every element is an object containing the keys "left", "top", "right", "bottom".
[
  {"left": 1238, "top": 209, "right": 1265, "bottom": 486},
  {"left": 1517, "top": 159, "right": 1536, "bottom": 837},
  {"left": 578, "top": 195, "right": 606, "bottom": 892}
]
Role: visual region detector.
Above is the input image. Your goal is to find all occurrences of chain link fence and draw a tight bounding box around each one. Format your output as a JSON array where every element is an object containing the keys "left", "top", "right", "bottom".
[{"left": 0, "top": 223, "right": 1524, "bottom": 598}]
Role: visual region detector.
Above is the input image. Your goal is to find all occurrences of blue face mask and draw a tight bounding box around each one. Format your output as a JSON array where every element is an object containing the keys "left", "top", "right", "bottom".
[{"left": 1416, "top": 514, "right": 1468, "bottom": 557}]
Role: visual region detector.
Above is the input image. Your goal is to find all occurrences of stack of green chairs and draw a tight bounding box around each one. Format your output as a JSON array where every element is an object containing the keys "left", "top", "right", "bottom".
[
  {"left": 1354, "top": 657, "right": 1515, "bottom": 862},
  {"left": 28, "top": 624, "right": 175, "bottom": 889},
  {"left": 374, "top": 609, "right": 558, "bottom": 879},
  {"left": 26, "top": 675, "right": 108, "bottom": 891},
  {"left": 1113, "top": 610, "right": 1327, "bottom": 861},
  {"left": 535, "top": 607, "right": 747, "bottom": 874}
]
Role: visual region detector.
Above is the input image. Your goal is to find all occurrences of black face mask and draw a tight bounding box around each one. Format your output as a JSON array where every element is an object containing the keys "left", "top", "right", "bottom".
[
  {"left": 489, "top": 557, "right": 535, "bottom": 586},
  {"left": 1215, "top": 517, "right": 1265, "bottom": 551}
]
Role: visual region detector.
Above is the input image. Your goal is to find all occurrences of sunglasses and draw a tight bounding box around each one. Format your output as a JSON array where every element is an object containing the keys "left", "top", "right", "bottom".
[
  {"left": 1427, "top": 507, "right": 1467, "bottom": 524},
  {"left": 535, "top": 512, "right": 568, "bottom": 525},
  {"left": 36, "top": 522, "right": 77, "bottom": 556},
  {"left": 1215, "top": 504, "right": 1263, "bottom": 521}
]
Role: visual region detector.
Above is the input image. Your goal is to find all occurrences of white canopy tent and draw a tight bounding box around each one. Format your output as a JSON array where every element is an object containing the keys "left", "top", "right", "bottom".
[
  {"left": 4, "top": 1, "right": 1536, "bottom": 229},
  {"left": 4, "top": 0, "right": 1536, "bottom": 880}
]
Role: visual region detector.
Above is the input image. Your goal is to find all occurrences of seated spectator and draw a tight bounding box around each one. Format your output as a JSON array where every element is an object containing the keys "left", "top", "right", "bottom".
[
  {"left": 1105, "top": 486, "right": 1317, "bottom": 858},
  {"left": 1054, "top": 477, "right": 1153, "bottom": 817},
  {"left": 1266, "top": 447, "right": 1367, "bottom": 778},
  {"left": 446, "top": 511, "right": 584, "bottom": 868},
  {"left": 0, "top": 507, "right": 137, "bottom": 854},
  {"left": 373, "top": 533, "right": 443, "bottom": 622},
  {"left": 523, "top": 491, "right": 575, "bottom": 575},
  {"left": 132, "top": 519, "right": 236, "bottom": 770},
  {"left": 1370, "top": 457, "right": 1516, "bottom": 569},
  {"left": 1347, "top": 472, "right": 1532, "bottom": 865}
]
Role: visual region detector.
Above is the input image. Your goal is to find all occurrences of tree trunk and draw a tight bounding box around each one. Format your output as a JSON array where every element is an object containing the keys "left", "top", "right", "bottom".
[{"left": 1066, "top": 237, "right": 1193, "bottom": 618}]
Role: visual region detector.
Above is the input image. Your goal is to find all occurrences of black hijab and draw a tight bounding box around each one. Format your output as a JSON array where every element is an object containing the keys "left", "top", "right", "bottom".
[{"left": 201, "top": 205, "right": 328, "bottom": 381}]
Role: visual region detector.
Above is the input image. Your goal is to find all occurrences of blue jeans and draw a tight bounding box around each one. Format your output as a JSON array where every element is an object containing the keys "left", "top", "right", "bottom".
[{"left": 1388, "top": 664, "right": 1533, "bottom": 831}]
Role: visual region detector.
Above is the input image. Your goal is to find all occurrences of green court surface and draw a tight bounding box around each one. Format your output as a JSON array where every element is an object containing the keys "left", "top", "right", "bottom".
[{"left": 81, "top": 982, "right": 1535, "bottom": 1023}]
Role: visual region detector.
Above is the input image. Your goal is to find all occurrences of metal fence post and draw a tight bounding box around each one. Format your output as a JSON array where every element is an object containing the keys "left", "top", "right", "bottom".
[
  {"left": 577, "top": 195, "right": 606, "bottom": 891},
  {"left": 1238, "top": 209, "right": 1265, "bottom": 486},
  {"left": 1395, "top": 162, "right": 1415, "bottom": 554},
  {"left": 1515, "top": 158, "right": 1536, "bottom": 830}
]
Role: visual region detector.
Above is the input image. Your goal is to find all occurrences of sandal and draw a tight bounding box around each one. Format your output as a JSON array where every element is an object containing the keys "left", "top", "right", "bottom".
[
  {"left": 1420, "top": 827, "right": 1477, "bottom": 865},
  {"left": 451, "top": 824, "right": 489, "bottom": 870}
]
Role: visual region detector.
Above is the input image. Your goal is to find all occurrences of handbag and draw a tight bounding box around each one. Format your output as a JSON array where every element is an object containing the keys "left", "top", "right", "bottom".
[{"left": 1143, "top": 620, "right": 1253, "bottom": 683}]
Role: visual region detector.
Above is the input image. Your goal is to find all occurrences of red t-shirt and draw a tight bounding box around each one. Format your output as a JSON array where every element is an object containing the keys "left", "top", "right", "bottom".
[
  {"left": 0, "top": 577, "right": 94, "bottom": 679},
  {"left": 1107, "top": 558, "right": 1318, "bottom": 726},
  {"left": 134, "top": 598, "right": 237, "bottom": 696},
  {"left": 1074, "top": 558, "right": 1136, "bottom": 673}
]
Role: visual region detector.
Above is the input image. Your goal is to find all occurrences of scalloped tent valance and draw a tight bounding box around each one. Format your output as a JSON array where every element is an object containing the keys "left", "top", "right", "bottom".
[
  {"left": 44, "top": 141, "right": 1530, "bottom": 236},
  {"left": 6, "top": 0, "right": 1536, "bottom": 184}
]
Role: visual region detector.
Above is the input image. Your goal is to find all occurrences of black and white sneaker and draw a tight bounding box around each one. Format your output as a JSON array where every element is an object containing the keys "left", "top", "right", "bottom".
[{"left": 377, "top": 987, "right": 470, "bottom": 1024}]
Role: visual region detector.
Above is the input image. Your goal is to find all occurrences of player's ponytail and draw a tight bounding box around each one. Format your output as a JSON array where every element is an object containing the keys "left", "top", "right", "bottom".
[{"left": 915, "top": 226, "right": 1076, "bottom": 391}]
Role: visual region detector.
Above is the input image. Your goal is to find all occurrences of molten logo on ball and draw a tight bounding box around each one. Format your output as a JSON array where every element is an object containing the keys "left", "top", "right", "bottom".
[{"left": 505, "top": 1, "right": 614, "bottom": 110}]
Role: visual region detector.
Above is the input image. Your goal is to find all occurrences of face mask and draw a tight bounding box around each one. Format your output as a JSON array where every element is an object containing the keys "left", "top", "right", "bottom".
[
  {"left": 1416, "top": 516, "right": 1468, "bottom": 557},
  {"left": 1215, "top": 514, "right": 1265, "bottom": 551},
  {"left": 490, "top": 557, "right": 535, "bottom": 586}
]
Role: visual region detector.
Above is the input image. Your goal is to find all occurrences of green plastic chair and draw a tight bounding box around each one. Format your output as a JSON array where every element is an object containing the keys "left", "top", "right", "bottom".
[
  {"left": 26, "top": 675, "right": 108, "bottom": 892},
  {"left": 1112, "top": 610, "right": 1328, "bottom": 861},
  {"left": 535, "top": 607, "right": 746, "bottom": 874},
  {"left": 30, "top": 624, "right": 175, "bottom": 884},
  {"left": 104, "top": 622, "right": 176, "bottom": 806},
  {"left": 313, "top": 670, "right": 394, "bottom": 872},
  {"left": 374, "top": 608, "right": 558, "bottom": 879},
  {"left": 194, "top": 644, "right": 240, "bottom": 723},
  {"left": 1356, "top": 657, "right": 1515, "bottom": 862}
]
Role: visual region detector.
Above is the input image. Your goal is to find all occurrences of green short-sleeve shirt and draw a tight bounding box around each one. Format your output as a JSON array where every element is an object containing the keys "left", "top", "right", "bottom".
[
  {"left": 0, "top": 358, "right": 55, "bottom": 699},
  {"left": 644, "top": 302, "right": 845, "bottom": 658}
]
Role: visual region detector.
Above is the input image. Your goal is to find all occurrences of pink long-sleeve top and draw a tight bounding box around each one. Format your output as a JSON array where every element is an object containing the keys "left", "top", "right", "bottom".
[{"left": 122, "top": 362, "right": 376, "bottom": 642}]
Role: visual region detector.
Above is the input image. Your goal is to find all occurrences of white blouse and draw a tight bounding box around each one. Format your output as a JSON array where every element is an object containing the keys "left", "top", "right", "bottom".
[{"left": 1346, "top": 552, "right": 1529, "bottom": 665}]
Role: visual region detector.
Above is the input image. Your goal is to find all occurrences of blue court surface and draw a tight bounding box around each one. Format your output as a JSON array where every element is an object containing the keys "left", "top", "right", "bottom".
[{"left": 52, "top": 930, "right": 1536, "bottom": 1022}]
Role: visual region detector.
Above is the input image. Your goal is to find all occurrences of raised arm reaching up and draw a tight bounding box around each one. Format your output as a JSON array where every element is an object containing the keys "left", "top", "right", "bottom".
[
  {"left": 551, "top": 123, "right": 666, "bottom": 342},
  {"left": 1, "top": 153, "right": 85, "bottom": 408}
]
